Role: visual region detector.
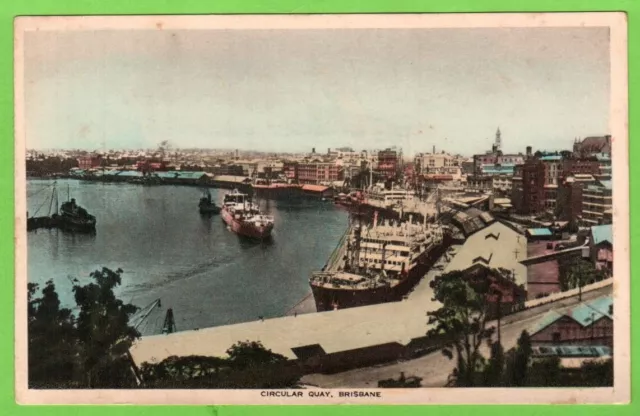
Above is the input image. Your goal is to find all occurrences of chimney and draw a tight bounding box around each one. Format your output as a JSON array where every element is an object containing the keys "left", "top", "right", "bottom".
[
  {"left": 328, "top": 148, "right": 331, "bottom": 155},
  {"left": 312, "top": 147, "right": 316, "bottom": 154},
  {"left": 526, "top": 146, "right": 532, "bottom": 159},
  {"left": 433, "top": 145, "right": 436, "bottom": 154}
]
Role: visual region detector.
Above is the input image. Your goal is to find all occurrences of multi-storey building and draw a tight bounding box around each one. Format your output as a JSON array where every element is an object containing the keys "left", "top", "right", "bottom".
[
  {"left": 297, "top": 161, "right": 342, "bottom": 184},
  {"left": 556, "top": 174, "right": 596, "bottom": 222},
  {"left": 414, "top": 151, "right": 463, "bottom": 181},
  {"left": 492, "top": 175, "right": 513, "bottom": 193},
  {"left": 282, "top": 161, "right": 299, "bottom": 181},
  {"left": 561, "top": 158, "right": 601, "bottom": 179},
  {"left": 465, "top": 175, "right": 493, "bottom": 192},
  {"left": 473, "top": 152, "right": 525, "bottom": 175},
  {"left": 582, "top": 179, "right": 613, "bottom": 225},
  {"left": 377, "top": 148, "right": 399, "bottom": 179},
  {"left": 511, "top": 152, "right": 546, "bottom": 214},
  {"left": 595, "top": 153, "right": 612, "bottom": 180}
]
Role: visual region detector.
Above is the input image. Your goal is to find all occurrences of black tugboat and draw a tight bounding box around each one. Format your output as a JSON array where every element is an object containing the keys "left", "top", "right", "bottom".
[
  {"left": 27, "top": 183, "right": 96, "bottom": 232},
  {"left": 198, "top": 189, "right": 221, "bottom": 214},
  {"left": 58, "top": 196, "right": 97, "bottom": 232}
]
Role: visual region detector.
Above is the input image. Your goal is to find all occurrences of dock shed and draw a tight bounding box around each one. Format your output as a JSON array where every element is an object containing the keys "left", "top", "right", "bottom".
[
  {"left": 302, "top": 184, "right": 333, "bottom": 198},
  {"left": 526, "top": 228, "right": 553, "bottom": 240}
]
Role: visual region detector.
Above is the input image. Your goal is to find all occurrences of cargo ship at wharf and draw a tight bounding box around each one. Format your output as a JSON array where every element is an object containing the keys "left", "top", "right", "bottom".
[
  {"left": 310, "top": 209, "right": 453, "bottom": 311},
  {"left": 221, "top": 189, "right": 275, "bottom": 240}
]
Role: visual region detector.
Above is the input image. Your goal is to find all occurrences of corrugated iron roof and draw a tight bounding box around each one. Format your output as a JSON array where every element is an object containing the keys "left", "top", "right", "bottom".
[
  {"left": 529, "top": 295, "right": 613, "bottom": 335},
  {"left": 444, "top": 221, "right": 527, "bottom": 286},
  {"left": 117, "top": 170, "right": 144, "bottom": 177},
  {"left": 529, "top": 310, "right": 563, "bottom": 335},
  {"left": 540, "top": 155, "right": 563, "bottom": 161},
  {"left": 302, "top": 184, "right": 329, "bottom": 192},
  {"left": 591, "top": 224, "right": 612, "bottom": 245},
  {"left": 527, "top": 228, "right": 552, "bottom": 237}
]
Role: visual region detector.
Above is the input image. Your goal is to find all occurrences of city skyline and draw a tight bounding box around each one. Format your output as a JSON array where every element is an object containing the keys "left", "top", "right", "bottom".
[{"left": 25, "top": 27, "right": 610, "bottom": 156}]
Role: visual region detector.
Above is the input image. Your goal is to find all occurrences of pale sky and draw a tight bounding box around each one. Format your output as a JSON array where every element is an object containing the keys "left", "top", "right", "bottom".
[{"left": 24, "top": 27, "right": 610, "bottom": 156}]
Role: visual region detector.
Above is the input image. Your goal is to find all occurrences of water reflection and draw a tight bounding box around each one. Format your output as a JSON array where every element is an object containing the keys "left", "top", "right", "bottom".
[{"left": 27, "top": 179, "right": 348, "bottom": 331}]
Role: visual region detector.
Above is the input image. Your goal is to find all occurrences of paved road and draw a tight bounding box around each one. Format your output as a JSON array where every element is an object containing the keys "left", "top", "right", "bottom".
[{"left": 301, "top": 285, "right": 612, "bottom": 388}]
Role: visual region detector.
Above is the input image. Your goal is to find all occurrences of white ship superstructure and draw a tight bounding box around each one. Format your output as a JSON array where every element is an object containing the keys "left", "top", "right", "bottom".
[{"left": 355, "top": 217, "right": 444, "bottom": 276}]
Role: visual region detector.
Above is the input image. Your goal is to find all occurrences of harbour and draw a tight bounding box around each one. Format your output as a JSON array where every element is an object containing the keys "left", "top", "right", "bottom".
[{"left": 27, "top": 179, "right": 349, "bottom": 333}]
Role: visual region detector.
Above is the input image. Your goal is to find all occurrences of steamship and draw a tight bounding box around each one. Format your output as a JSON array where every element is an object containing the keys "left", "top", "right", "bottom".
[{"left": 309, "top": 212, "right": 451, "bottom": 311}]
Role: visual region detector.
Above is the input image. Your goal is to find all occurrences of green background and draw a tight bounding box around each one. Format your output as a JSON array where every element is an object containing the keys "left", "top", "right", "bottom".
[{"left": 1, "top": 0, "right": 636, "bottom": 415}]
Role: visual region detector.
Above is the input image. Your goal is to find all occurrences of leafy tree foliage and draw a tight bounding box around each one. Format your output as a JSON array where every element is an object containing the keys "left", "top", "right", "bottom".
[
  {"left": 558, "top": 257, "right": 608, "bottom": 292},
  {"left": 139, "top": 341, "right": 301, "bottom": 389},
  {"left": 483, "top": 342, "right": 505, "bottom": 387},
  {"left": 73, "top": 268, "right": 140, "bottom": 387},
  {"left": 28, "top": 268, "right": 140, "bottom": 388},
  {"left": 26, "top": 157, "right": 79, "bottom": 176},
  {"left": 427, "top": 268, "right": 503, "bottom": 387},
  {"left": 28, "top": 281, "right": 79, "bottom": 388},
  {"left": 504, "top": 330, "right": 533, "bottom": 386}
]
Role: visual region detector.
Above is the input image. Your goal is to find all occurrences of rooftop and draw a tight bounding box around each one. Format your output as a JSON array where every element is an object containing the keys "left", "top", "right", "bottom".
[
  {"left": 129, "top": 290, "right": 443, "bottom": 369},
  {"left": 444, "top": 221, "right": 528, "bottom": 287},
  {"left": 302, "top": 184, "right": 329, "bottom": 193},
  {"left": 526, "top": 228, "right": 552, "bottom": 237},
  {"left": 540, "top": 155, "right": 563, "bottom": 161},
  {"left": 591, "top": 224, "right": 613, "bottom": 246},
  {"left": 529, "top": 295, "right": 613, "bottom": 335}
]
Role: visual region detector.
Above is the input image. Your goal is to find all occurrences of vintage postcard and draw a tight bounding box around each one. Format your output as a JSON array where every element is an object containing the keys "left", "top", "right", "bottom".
[{"left": 14, "top": 13, "right": 629, "bottom": 405}]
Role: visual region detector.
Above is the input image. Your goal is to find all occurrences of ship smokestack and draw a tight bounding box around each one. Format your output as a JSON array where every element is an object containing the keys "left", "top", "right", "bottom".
[{"left": 373, "top": 211, "right": 378, "bottom": 227}]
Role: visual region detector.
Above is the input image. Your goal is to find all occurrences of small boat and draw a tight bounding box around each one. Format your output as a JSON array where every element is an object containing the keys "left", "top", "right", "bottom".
[
  {"left": 58, "top": 197, "right": 97, "bottom": 232},
  {"left": 198, "top": 189, "right": 221, "bottom": 214}
]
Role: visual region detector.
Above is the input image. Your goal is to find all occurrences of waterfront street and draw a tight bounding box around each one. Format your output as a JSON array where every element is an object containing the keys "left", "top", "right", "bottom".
[{"left": 301, "top": 284, "right": 612, "bottom": 388}]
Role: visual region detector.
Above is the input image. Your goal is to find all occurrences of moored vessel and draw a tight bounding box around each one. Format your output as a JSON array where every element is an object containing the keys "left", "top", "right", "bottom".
[
  {"left": 198, "top": 189, "right": 221, "bottom": 214},
  {"left": 310, "top": 212, "right": 451, "bottom": 311},
  {"left": 57, "top": 197, "right": 97, "bottom": 232},
  {"left": 221, "top": 189, "right": 274, "bottom": 240}
]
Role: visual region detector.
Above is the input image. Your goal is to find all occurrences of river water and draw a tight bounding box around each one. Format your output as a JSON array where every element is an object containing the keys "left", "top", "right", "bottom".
[{"left": 26, "top": 179, "right": 348, "bottom": 334}]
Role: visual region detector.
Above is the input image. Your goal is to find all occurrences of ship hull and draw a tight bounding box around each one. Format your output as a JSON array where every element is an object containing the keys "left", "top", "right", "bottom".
[
  {"left": 199, "top": 205, "right": 221, "bottom": 215},
  {"left": 221, "top": 207, "right": 273, "bottom": 240},
  {"left": 311, "top": 234, "right": 452, "bottom": 311},
  {"left": 58, "top": 215, "right": 97, "bottom": 233}
]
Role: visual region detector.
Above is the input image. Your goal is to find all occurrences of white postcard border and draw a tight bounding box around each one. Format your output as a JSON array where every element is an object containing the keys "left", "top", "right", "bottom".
[{"left": 14, "top": 12, "right": 630, "bottom": 405}]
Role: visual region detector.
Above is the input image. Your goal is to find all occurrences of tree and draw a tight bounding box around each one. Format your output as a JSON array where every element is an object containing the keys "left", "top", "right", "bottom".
[
  {"left": 28, "top": 267, "right": 141, "bottom": 388},
  {"left": 225, "top": 340, "right": 288, "bottom": 370},
  {"left": 559, "top": 258, "right": 608, "bottom": 295},
  {"left": 139, "top": 341, "right": 301, "bottom": 389},
  {"left": 577, "top": 358, "right": 613, "bottom": 387},
  {"left": 526, "top": 356, "right": 562, "bottom": 387},
  {"left": 427, "top": 269, "right": 497, "bottom": 387},
  {"left": 73, "top": 267, "right": 140, "bottom": 387},
  {"left": 483, "top": 342, "right": 505, "bottom": 387},
  {"left": 28, "top": 281, "right": 79, "bottom": 388},
  {"left": 504, "top": 330, "right": 533, "bottom": 386}
]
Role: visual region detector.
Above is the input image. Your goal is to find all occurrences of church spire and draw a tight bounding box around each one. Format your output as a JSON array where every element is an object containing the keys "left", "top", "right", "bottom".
[{"left": 495, "top": 127, "right": 502, "bottom": 151}]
